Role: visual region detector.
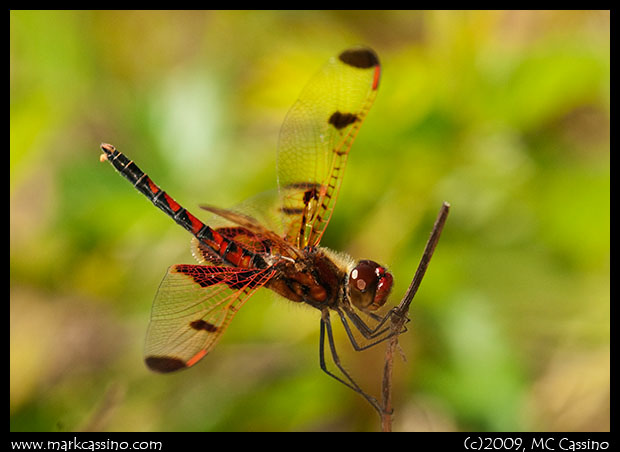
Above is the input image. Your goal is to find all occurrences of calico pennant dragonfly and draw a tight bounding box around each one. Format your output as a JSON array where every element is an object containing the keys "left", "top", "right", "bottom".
[{"left": 100, "top": 47, "right": 403, "bottom": 411}]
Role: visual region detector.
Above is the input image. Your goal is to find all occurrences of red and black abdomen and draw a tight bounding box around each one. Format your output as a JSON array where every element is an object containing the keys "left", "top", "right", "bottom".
[{"left": 100, "top": 143, "right": 267, "bottom": 270}]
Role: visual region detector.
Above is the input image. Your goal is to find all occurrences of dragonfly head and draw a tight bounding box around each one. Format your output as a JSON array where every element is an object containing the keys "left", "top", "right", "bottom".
[{"left": 348, "top": 260, "right": 393, "bottom": 312}]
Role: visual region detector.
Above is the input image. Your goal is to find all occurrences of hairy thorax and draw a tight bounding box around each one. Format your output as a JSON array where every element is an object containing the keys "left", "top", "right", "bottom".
[{"left": 265, "top": 247, "right": 353, "bottom": 310}]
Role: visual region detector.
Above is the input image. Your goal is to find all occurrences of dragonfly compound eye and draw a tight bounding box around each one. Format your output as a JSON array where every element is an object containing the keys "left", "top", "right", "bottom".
[{"left": 349, "top": 260, "right": 393, "bottom": 311}]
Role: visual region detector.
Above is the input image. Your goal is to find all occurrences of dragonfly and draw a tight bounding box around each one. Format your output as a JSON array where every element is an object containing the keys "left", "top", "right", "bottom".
[{"left": 100, "top": 47, "right": 404, "bottom": 412}]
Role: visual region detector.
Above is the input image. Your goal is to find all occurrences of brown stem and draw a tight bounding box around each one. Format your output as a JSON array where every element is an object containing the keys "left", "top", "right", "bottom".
[{"left": 380, "top": 201, "right": 450, "bottom": 432}]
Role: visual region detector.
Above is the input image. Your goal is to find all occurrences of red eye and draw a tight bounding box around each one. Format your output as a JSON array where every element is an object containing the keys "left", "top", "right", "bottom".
[
  {"left": 374, "top": 268, "right": 393, "bottom": 308},
  {"left": 350, "top": 260, "right": 377, "bottom": 292},
  {"left": 349, "top": 260, "right": 393, "bottom": 311}
]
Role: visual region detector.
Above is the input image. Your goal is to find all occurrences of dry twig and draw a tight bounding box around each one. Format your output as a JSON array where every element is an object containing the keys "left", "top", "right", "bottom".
[{"left": 380, "top": 202, "right": 450, "bottom": 432}]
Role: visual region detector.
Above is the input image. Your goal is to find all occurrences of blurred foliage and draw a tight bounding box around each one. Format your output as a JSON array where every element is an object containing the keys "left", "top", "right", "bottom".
[{"left": 10, "top": 10, "right": 609, "bottom": 432}]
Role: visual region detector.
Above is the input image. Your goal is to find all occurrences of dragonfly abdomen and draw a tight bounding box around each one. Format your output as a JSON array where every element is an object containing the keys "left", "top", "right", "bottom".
[{"left": 100, "top": 143, "right": 265, "bottom": 270}]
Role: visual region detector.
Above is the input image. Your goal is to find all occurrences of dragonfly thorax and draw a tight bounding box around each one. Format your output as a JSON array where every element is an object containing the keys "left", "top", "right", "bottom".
[{"left": 263, "top": 247, "right": 346, "bottom": 309}]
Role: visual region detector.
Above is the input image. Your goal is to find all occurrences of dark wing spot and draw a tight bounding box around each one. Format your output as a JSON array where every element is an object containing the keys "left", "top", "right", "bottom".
[
  {"left": 190, "top": 319, "right": 218, "bottom": 332},
  {"left": 280, "top": 207, "right": 304, "bottom": 215},
  {"left": 329, "top": 111, "right": 358, "bottom": 130},
  {"left": 284, "top": 181, "right": 322, "bottom": 190},
  {"left": 303, "top": 187, "right": 319, "bottom": 204},
  {"left": 338, "top": 48, "right": 379, "bottom": 69},
  {"left": 145, "top": 356, "right": 187, "bottom": 373}
]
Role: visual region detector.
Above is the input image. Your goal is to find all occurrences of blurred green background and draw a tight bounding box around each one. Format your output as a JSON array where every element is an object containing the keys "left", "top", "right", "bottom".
[{"left": 10, "top": 10, "right": 609, "bottom": 432}]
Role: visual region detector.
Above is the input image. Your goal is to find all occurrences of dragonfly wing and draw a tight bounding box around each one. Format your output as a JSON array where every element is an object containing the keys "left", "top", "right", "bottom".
[
  {"left": 277, "top": 47, "right": 381, "bottom": 248},
  {"left": 199, "top": 202, "right": 303, "bottom": 260},
  {"left": 194, "top": 189, "right": 302, "bottom": 261},
  {"left": 144, "top": 264, "right": 276, "bottom": 372}
]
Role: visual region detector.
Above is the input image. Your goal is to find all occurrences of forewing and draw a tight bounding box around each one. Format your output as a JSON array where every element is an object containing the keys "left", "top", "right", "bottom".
[
  {"left": 277, "top": 47, "right": 381, "bottom": 248},
  {"left": 200, "top": 204, "right": 300, "bottom": 258},
  {"left": 144, "top": 264, "right": 275, "bottom": 372},
  {"left": 194, "top": 190, "right": 302, "bottom": 261}
]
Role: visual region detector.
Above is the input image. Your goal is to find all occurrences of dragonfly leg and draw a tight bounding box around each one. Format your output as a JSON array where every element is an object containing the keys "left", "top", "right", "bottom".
[
  {"left": 319, "top": 309, "right": 383, "bottom": 415},
  {"left": 334, "top": 307, "right": 402, "bottom": 352},
  {"left": 335, "top": 305, "right": 408, "bottom": 351}
]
